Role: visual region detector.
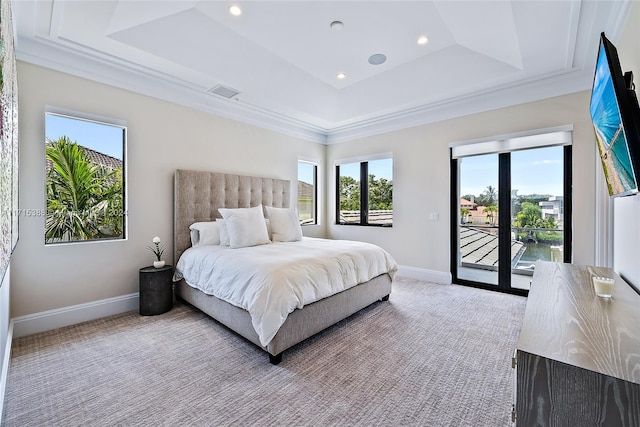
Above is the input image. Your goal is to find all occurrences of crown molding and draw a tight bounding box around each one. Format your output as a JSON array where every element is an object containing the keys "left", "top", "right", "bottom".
[
  {"left": 16, "top": 36, "right": 329, "bottom": 143},
  {"left": 16, "top": 34, "right": 593, "bottom": 146},
  {"left": 324, "top": 67, "right": 593, "bottom": 144}
]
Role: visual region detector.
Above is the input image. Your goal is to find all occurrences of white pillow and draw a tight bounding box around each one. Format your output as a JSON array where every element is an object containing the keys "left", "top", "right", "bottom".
[
  {"left": 264, "top": 206, "right": 303, "bottom": 242},
  {"left": 189, "top": 221, "right": 221, "bottom": 247},
  {"left": 216, "top": 219, "right": 230, "bottom": 246},
  {"left": 218, "top": 218, "right": 268, "bottom": 245},
  {"left": 218, "top": 205, "right": 271, "bottom": 249},
  {"left": 264, "top": 218, "right": 272, "bottom": 240}
]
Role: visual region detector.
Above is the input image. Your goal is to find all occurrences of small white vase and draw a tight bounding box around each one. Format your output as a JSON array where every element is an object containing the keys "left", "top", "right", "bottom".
[{"left": 153, "top": 260, "right": 165, "bottom": 268}]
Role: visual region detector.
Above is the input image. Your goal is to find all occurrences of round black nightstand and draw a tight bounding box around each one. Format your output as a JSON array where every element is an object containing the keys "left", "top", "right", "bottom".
[{"left": 139, "top": 265, "right": 173, "bottom": 316}]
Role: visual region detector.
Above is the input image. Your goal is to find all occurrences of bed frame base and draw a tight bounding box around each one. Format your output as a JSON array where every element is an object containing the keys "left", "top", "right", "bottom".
[
  {"left": 176, "top": 273, "right": 393, "bottom": 363},
  {"left": 269, "top": 353, "right": 283, "bottom": 365},
  {"left": 173, "top": 169, "right": 394, "bottom": 363}
]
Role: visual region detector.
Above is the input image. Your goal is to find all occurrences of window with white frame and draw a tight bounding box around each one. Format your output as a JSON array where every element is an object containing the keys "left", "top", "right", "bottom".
[
  {"left": 297, "top": 160, "right": 317, "bottom": 225},
  {"left": 336, "top": 156, "right": 393, "bottom": 226},
  {"left": 45, "top": 112, "right": 126, "bottom": 244}
]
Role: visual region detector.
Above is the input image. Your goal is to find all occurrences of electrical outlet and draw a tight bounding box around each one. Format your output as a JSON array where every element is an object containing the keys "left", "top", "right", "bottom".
[{"left": 429, "top": 212, "right": 439, "bottom": 221}]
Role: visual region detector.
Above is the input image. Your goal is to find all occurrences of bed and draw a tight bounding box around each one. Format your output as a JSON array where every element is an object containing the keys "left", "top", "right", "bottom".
[{"left": 173, "top": 169, "right": 396, "bottom": 364}]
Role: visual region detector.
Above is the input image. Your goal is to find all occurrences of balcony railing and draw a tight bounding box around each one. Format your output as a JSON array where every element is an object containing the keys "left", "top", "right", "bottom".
[
  {"left": 460, "top": 224, "right": 563, "bottom": 276},
  {"left": 339, "top": 210, "right": 393, "bottom": 226}
]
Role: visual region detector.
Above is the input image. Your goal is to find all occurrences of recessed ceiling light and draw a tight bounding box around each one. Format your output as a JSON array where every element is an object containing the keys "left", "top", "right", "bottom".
[
  {"left": 337, "top": 72, "right": 347, "bottom": 79},
  {"left": 418, "top": 35, "right": 428, "bottom": 45},
  {"left": 330, "top": 21, "right": 344, "bottom": 31},
  {"left": 368, "top": 54, "right": 387, "bottom": 65},
  {"left": 229, "top": 5, "right": 242, "bottom": 16}
]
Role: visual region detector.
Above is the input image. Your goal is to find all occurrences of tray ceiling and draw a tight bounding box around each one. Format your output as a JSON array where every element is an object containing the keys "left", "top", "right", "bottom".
[{"left": 12, "top": 1, "right": 631, "bottom": 143}]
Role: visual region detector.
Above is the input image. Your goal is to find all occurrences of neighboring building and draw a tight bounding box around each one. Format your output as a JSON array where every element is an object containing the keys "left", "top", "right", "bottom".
[
  {"left": 45, "top": 142, "right": 123, "bottom": 172},
  {"left": 468, "top": 205, "right": 487, "bottom": 225},
  {"left": 81, "top": 145, "right": 123, "bottom": 170},
  {"left": 460, "top": 198, "right": 477, "bottom": 210},
  {"left": 461, "top": 200, "right": 498, "bottom": 226},
  {"left": 539, "top": 196, "right": 563, "bottom": 225},
  {"left": 298, "top": 180, "right": 313, "bottom": 201}
]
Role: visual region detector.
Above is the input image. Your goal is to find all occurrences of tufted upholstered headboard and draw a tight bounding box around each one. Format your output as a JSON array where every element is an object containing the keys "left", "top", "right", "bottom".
[{"left": 174, "top": 169, "right": 291, "bottom": 261}]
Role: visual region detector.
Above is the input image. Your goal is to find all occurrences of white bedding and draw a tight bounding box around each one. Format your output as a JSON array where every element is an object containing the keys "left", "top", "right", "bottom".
[{"left": 174, "top": 237, "right": 397, "bottom": 346}]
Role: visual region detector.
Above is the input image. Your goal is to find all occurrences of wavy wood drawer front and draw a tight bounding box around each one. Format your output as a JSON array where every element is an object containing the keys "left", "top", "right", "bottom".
[{"left": 515, "top": 261, "right": 640, "bottom": 427}]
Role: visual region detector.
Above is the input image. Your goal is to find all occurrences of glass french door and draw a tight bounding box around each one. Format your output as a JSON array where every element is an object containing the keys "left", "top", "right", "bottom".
[
  {"left": 452, "top": 144, "right": 571, "bottom": 294},
  {"left": 456, "top": 154, "right": 500, "bottom": 286}
]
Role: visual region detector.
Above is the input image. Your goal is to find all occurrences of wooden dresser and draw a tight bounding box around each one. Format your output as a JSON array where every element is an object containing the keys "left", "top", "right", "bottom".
[{"left": 515, "top": 261, "right": 640, "bottom": 426}]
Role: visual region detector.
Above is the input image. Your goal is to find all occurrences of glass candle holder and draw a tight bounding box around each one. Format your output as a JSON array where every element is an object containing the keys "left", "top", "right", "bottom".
[{"left": 592, "top": 276, "right": 615, "bottom": 298}]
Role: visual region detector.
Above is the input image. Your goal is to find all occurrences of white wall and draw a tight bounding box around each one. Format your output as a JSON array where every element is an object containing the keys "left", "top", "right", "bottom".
[
  {"left": 612, "top": 1, "right": 640, "bottom": 289},
  {"left": 9, "top": 49, "right": 613, "bottom": 317},
  {"left": 327, "top": 91, "right": 597, "bottom": 273},
  {"left": 0, "top": 264, "right": 10, "bottom": 415},
  {"left": 0, "top": 265, "right": 9, "bottom": 355},
  {"left": 0, "top": 269, "right": 8, "bottom": 350},
  {"left": 11, "top": 62, "right": 326, "bottom": 318}
]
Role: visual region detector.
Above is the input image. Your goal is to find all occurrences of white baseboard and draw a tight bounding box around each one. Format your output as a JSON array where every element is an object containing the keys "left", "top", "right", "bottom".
[
  {"left": 7, "top": 268, "right": 449, "bottom": 339},
  {"left": 12, "top": 293, "right": 139, "bottom": 339},
  {"left": 0, "top": 319, "right": 14, "bottom": 423},
  {"left": 397, "top": 265, "right": 452, "bottom": 285}
]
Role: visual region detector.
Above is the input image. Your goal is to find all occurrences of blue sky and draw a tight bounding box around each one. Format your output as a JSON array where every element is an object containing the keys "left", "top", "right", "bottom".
[
  {"left": 45, "top": 114, "right": 124, "bottom": 160},
  {"left": 300, "top": 158, "right": 393, "bottom": 184},
  {"left": 298, "top": 161, "right": 315, "bottom": 184},
  {"left": 460, "top": 146, "right": 564, "bottom": 197},
  {"left": 337, "top": 158, "right": 393, "bottom": 181},
  {"left": 46, "top": 114, "right": 558, "bottom": 197}
]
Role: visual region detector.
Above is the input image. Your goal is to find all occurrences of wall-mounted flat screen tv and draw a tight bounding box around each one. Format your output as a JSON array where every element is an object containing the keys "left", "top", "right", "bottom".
[{"left": 590, "top": 32, "right": 640, "bottom": 197}]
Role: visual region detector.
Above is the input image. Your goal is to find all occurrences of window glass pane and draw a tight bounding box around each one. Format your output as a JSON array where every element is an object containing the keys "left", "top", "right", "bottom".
[
  {"left": 297, "top": 161, "right": 316, "bottom": 225},
  {"left": 510, "top": 146, "right": 564, "bottom": 289},
  {"left": 45, "top": 113, "right": 125, "bottom": 244},
  {"left": 338, "top": 162, "right": 361, "bottom": 224},
  {"left": 367, "top": 158, "right": 393, "bottom": 226},
  {"left": 457, "top": 154, "right": 499, "bottom": 286}
]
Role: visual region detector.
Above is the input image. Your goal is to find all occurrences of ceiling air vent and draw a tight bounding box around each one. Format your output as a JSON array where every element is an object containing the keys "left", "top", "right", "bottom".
[{"left": 208, "top": 84, "right": 240, "bottom": 99}]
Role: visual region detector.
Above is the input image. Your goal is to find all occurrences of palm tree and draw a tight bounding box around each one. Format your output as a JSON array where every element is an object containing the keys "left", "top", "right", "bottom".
[
  {"left": 45, "top": 136, "right": 123, "bottom": 242},
  {"left": 482, "top": 185, "right": 497, "bottom": 206},
  {"left": 460, "top": 207, "right": 470, "bottom": 224},
  {"left": 484, "top": 205, "right": 498, "bottom": 226}
]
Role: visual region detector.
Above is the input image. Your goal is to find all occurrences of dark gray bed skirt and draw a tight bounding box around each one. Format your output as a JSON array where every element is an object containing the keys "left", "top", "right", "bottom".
[{"left": 175, "top": 273, "right": 393, "bottom": 359}]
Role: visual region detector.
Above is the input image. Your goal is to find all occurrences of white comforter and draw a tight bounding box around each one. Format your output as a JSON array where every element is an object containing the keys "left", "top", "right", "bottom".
[{"left": 174, "top": 237, "right": 397, "bottom": 346}]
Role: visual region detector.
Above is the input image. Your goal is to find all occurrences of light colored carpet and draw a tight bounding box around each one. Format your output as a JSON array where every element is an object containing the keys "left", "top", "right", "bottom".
[{"left": 2, "top": 277, "right": 526, "bottom": 426}]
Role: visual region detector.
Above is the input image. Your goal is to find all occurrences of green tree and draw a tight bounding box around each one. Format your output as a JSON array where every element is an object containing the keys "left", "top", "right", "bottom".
[
  {"left": 519, "top": 194, "right": 551, "bottom": 208},
  {"left": 460, "top": 207, "right": 470, "bottom": 224},
  {"left": 484, "top": 205, "right": 498, "bottom": 225},
  {"left": 481, "top": 185, "right": 497, "bottom": 206},
  {"left": 339, "top": 174, "right": 393, "bottom": 211},
  {"left": 368, "top": 174, "right": 393, "bottom": 210},
  {"left": 45, "top": 136, "right": 123, "bottom": 243},
  {"left": 339, "top": 175, "right": 360, "bottom": 211},
  {"left": 474, "top": 185, "right": 497, "bottom": 206},
  {"left": 514, "top": 202, "right": 543, "bottom": 228},
  {"left": 541, "top": 215, "right": 558, "bottom": 229},
  {"left": 511, "top": 189, "right": 520, "bottom": 214}
]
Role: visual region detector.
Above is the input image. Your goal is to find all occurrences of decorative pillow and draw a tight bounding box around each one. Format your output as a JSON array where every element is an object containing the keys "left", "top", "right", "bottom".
[
  {"left": 264, "top": 218, "right": 272, "bottom": 241},
  {"left": 189, "top": 221, "right": 221, "bottom": 247},
  {"left": 216, "top": 219, "right": 230, "bottom": 246},
  {"left": 264, "top": 206, "right": 303, "bottom": 242},
  {"left": 217, "top": 215, "right": 270, "bottom": 246},
  {"left": 218, "top": 205, "right": 271, "bottom": 248}
]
